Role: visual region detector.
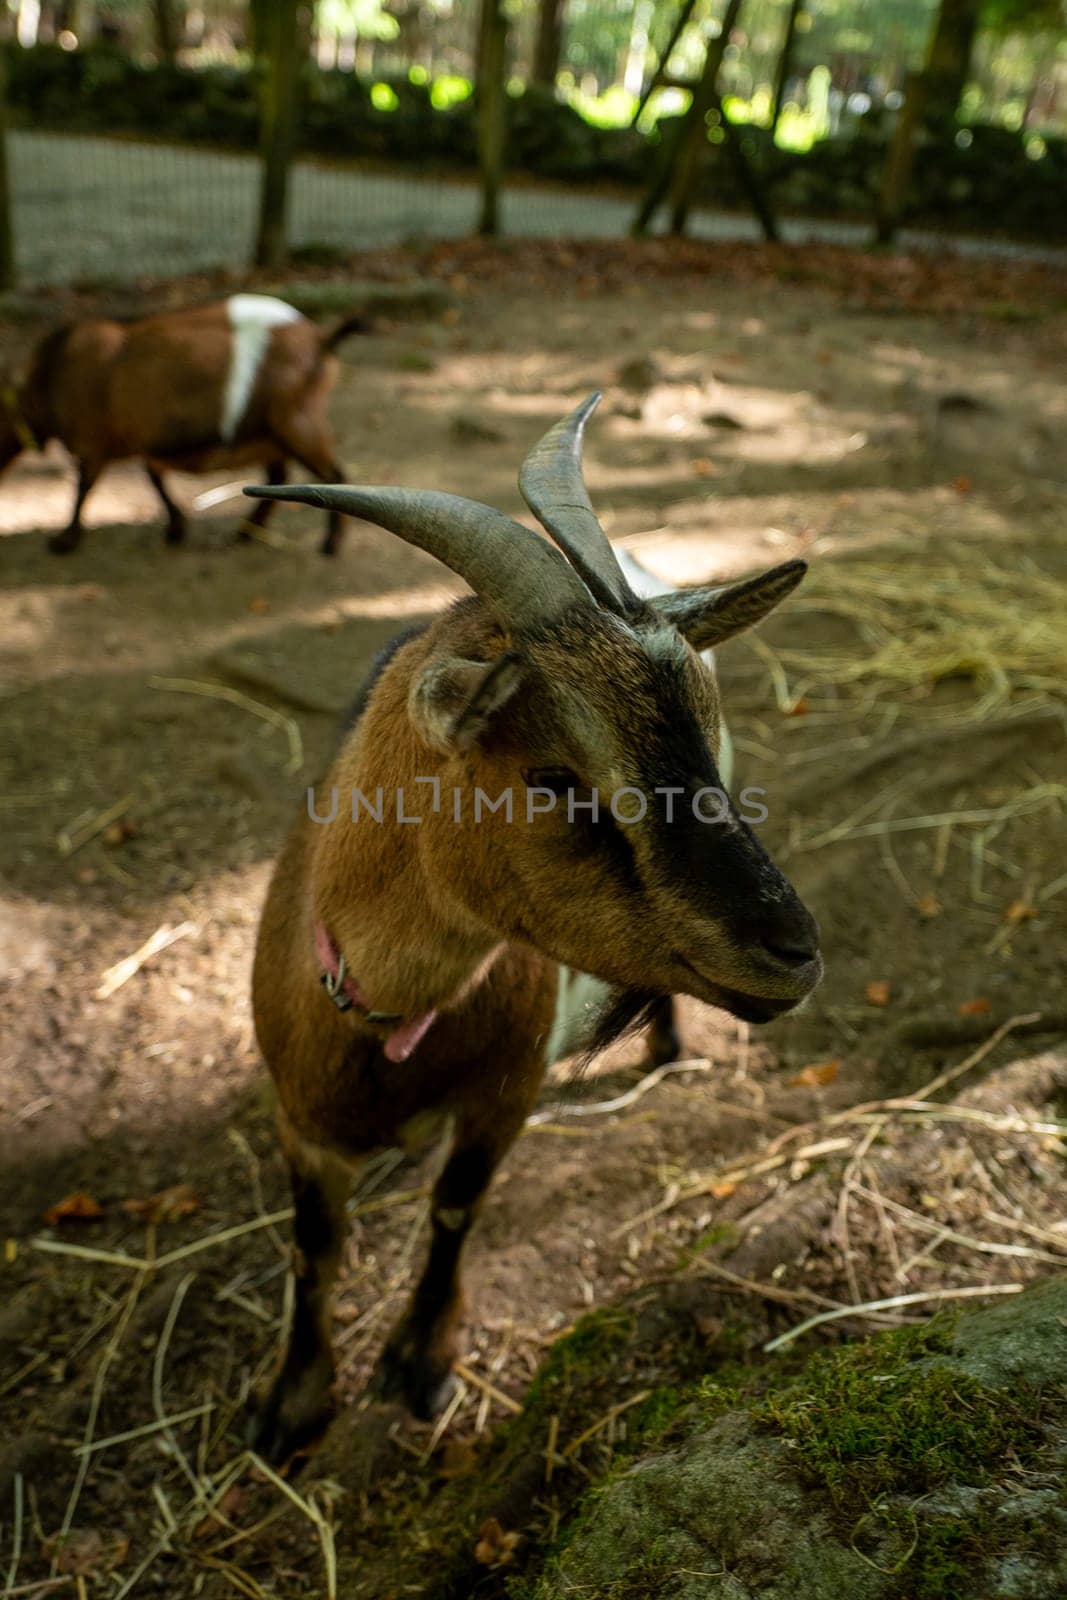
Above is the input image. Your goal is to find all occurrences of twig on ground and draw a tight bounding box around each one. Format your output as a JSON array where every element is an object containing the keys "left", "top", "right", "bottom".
[
  {"left": 57, "top": 792, "right": 137, "bottom": 858},
  {"left": 248, "top": 1454, "right": 338, "bottom": 1600},
  {"left": 527, "top": 1059, "right": 712, "bottom": 1126},
  {"left": 562, "top": 1391, "right": 653, "bottom": 1459},
  {"left": 53, "top": 1270, "right": 148, "bottom": 1572},
  {"left": 94, "top": 921, "right": 199, "bottom": 1000},
  {"left": 148, "top": 675, "right": 303, "bottom": 774},
  {"left": 452, "top": 1362, "right": 522, "bottom": 1416},
  {"left": 764, "top": 1283, "right": 1024, "bottom": 1353},
  {"left": 74, "top": 1403, "right": 215, "bottom": 1457},
  {"left": 5, "top": 1472, "right": 24, "bottom": 1593}
]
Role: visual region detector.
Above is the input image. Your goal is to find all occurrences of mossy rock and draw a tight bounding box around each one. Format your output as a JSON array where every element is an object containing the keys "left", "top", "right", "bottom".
[{"left": 532, "top": 1278, "right": 1067, "bottom": 1600}]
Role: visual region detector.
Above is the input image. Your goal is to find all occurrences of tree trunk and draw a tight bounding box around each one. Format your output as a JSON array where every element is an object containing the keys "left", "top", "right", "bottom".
[
  {"left": 664, "top": 0, "right": 745, "bottom": 236},
  {"left": 476, "top": 0, "right": 508, "bottom": 236},
  {"left": 770, "top": 0, "right": 803, "bottom": 135},
  {"left": 153, "top": 0, "right": 181, "bottom": 63},
  {"left": 532, "top": 0, "right": 564, "bottom": 89},
  {"left": 253, "top": 0, "right": 302, "bottom": 269},
  {"left": 925, "top": 0, "right": 982, "bottom": 118},
  {"left": 0, "top": 50, "right": 14, "bottom": 291},
  {"left": 873, "top": 0, "right": 981, "bottom": 244},
  {"left": 631, "top": 0, "right": 699, "bottom": 128}
]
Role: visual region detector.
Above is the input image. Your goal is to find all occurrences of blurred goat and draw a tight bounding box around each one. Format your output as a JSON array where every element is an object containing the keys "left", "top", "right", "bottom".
[{"left": 0, "top": 294, "right": 367, "bottom": 554}]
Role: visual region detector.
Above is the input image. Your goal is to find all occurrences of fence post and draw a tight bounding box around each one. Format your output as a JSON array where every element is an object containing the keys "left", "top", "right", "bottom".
[
  {"left": 252, "top": 0, "right": 301, "bottom": 269},
  {"left": 476, "top": 0, "right": 508, "bottom": 236},
  {"left": 0, "top": 49, "right": 14, "bottom": 291}
]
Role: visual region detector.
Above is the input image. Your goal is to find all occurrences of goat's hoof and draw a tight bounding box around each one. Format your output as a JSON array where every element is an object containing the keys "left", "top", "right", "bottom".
[
  {"left": 164, "top": 521, "right": 186, "bottom": 546},
  {"left": 373, "top": 1341, "right": 457, "bottom": 1422},
  {"left": 47, "top": 530, "right": 80, "bottom": 555},
  {"left": 247, "top": 1378, "right": 334, "bottom": 1467}
]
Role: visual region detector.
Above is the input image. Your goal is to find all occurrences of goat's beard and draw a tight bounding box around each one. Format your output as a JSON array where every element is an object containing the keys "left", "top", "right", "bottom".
[{"left": 577, "top": 987, "right": 667, "bottom": 1071}]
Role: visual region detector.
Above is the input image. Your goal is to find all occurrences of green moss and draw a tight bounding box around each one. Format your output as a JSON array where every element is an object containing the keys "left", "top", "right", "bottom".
[
  {"left": 522, "top": 1308, "right": 635, "bottom": 1414},
  {"left": 752, "top": 1314, "right": 1043, "bottom": 1519}
]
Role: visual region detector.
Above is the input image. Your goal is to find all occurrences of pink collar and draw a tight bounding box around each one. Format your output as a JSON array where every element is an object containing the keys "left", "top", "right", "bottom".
[{"left": 314, "top": 922, "right": 437, "bottom": 1063}]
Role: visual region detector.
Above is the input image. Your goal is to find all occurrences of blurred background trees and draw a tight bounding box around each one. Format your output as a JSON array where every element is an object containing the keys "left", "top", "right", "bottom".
[{"left": 0, "top": 0, "right": 1062, "bottom": 271}]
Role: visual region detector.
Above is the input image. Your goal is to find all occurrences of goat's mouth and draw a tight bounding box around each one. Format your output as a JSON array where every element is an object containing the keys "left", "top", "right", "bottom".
[{"left": 672, "top": 952, "right": 820, "bottom": 1024}]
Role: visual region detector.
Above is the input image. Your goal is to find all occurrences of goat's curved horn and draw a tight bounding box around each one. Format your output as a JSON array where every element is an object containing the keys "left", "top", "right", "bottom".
[
  {"left": 243, "top": 484, "right": 591, "bottom": 628},
  {"left": 518, "top": 393, "right": 636, "bottom": 616}
]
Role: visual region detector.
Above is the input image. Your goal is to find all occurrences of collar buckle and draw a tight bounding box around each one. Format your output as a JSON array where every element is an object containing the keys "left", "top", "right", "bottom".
[{"left": 321, "top": 951, "right": 355, "bottom": 1012}]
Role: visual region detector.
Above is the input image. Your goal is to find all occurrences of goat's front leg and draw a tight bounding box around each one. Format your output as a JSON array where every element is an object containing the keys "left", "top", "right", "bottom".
[
  {"left": 375, "top": 1137, "right": 498, "bottom": 1420},
  {"left": 251, "top": 1142, "right": 352, "bottom": 1465}
]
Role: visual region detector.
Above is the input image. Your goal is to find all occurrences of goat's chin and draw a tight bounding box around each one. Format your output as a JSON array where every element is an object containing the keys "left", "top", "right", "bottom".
[{"left": 703, "top": 985, "right": 800, "bottom": 1025}]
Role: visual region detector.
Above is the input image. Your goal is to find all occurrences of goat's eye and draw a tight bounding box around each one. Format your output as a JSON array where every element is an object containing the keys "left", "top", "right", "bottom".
[{"left": 522, "top": 766, "right": 580, "bottom": 795}]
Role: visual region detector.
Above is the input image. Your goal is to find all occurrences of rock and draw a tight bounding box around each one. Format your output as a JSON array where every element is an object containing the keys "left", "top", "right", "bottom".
[{"left": 534, "top": 1278, "right": 1067, "bottom": 1600}]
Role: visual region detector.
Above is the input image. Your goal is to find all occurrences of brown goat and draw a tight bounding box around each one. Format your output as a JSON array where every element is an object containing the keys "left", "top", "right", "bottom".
[
  {"left": 243, "top": 395, "right": 822, "bottom": 1463},
  {"left": 0, "top": 294, "right": 366, "bottom": 554}
]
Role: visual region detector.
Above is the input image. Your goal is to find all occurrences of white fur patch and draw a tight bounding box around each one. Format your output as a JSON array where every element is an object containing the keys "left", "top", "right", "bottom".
[{"left": 221, "top": 295, "right": 303, "bottom": 443}]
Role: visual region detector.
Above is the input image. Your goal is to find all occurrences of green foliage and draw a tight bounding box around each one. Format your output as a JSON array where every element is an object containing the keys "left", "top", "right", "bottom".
[{"left": 5, "top": 41, "right": 1064, "bottom": 239}]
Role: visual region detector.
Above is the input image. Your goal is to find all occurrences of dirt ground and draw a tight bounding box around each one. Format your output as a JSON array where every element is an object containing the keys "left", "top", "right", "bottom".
[{"left": 1, "top": 241, "right": 1065, "bottom": 1599}]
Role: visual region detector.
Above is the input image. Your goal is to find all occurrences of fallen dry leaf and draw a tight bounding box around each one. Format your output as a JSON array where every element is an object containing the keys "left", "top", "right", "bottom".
[
  {"left": 692, "top": 1312, "right": 724, "bottom": 1345},
  {"left": 788, "top": 1059, "right": 840, "bottom": 1088},
  {"left": 690, "top": 457, "right": 718, "bottom": 477},
  {"left": 864, "top": 980, "right": 892, "bottom": 1007},
  {"left": 957, "top": 997, "right": 992, "bottom": 1017},
  {"left": 42, "top": 1528, "right": 127, "bottom": 1576},
  {"left": 709, "top": 1180, "right": 737, "bottom": 1200},
  {"left": 951, "top": 475, "right": 973, "bottom": 495},
  {"left": 787, "top": 696, "right": 811, "bottom": 716},
  {"left": 474, "top": 1517, "right": 520, "bottom": 1568},
  {"left": 43, "top": 1192, "right": 105, "bottom": 1225},
  {"left": 120, "top": 1183, "right": 200, "bottom": 1225},
  {"left": 194, "top": 1485, "right": 245, "bottom": 1539},
  {"left": 1004, "top": 900, "right": 1036, "bottom": 926},
  {"left": 249, "top": 596, "right": 271, "bottom": 614},
  {"left": 916, "top": 893, "right": 942, "bottom": 919}
]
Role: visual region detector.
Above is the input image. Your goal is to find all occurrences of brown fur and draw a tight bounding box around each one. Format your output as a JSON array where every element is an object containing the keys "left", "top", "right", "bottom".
[
  {"left": 250, "top": 582, "right": 821, "bottom": 1463},
  {"left": 1, "top": 300, "right": 360, "bottom": 554}
]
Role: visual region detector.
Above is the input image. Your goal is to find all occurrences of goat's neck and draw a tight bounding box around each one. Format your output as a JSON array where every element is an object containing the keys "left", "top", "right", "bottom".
[{"left": 308, "top": 713, "right": 501, "bottom": 1021}]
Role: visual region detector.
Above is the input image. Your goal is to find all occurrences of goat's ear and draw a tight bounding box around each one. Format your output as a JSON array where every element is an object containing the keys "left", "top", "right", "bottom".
[
  {"left": 409, "top": 651, "right": 524, "bottom": 753},
  {"left": 652, "top": 560, "right": 807, "bottom": 651}
]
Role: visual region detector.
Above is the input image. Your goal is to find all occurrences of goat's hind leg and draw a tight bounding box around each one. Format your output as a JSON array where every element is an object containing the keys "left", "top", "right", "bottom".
[{"left": 250, "top": 1131, "right": 352, "bottom": 1465}]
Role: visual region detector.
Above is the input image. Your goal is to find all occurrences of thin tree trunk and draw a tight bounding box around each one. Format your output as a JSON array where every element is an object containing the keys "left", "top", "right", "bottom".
[
  {"left": 665, "top": 0, "right": 745, "bottom": 235},
  {"left": 707, "top": 88, "right": 778, "bottom": 241},
  {"left": 770, "top": 0, "right": 803, "bottom": 135},
  {"left": 532, "top": 0, "right": 564, "bottom": 89},
  {"left": 476, "top": 0, "right": 508, "bottom": 236},
  {"left": 0, "top": 50, "right": 14, "bottom": 291},
  {"left": 153, "top": 0, "right": 181, "bottom": 63},
  {"left": 873, "top": 0, "right": 981, "bottom": 244},
  {"left": 253, "top": 0, "right": 301, "bottom": 269},
  {"left": 631, "top": 0, "right": 699, "bottom": 128},
  {"left": 633, "top": 0, "right": 744, "bottom": 235}
]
